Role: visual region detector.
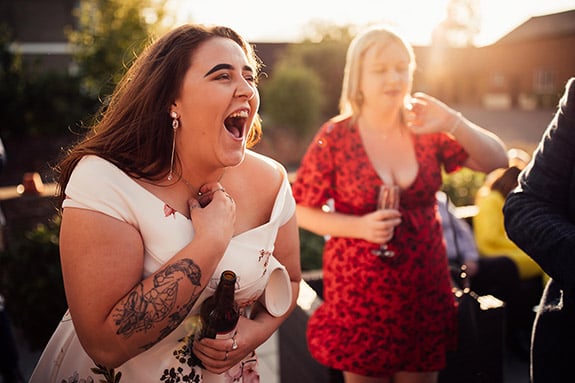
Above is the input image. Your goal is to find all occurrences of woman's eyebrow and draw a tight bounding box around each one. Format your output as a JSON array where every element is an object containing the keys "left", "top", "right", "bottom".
[{"left": 204, "top": 63, "right": 254, "bottom": 77}]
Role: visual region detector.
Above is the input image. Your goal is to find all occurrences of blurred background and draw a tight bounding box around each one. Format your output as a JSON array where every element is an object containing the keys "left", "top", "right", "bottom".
[{"left": 0, "top": 0, "right": 573, "bottom": 381}]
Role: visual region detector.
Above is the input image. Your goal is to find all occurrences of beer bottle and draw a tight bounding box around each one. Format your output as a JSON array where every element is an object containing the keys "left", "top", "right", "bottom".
[{"left": 199, "top": 270, "right": 239, "bottom": 340}]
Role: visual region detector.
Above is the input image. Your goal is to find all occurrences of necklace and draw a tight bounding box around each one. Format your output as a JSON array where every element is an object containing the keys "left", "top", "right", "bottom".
[{"left": 180, "top": 170, "right": 226, "bottom": 197}]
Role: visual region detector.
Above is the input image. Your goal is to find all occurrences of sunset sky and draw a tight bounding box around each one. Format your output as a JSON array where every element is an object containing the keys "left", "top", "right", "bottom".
[{"left": 168, "top": 0, "right": 574, "bottom": 46}]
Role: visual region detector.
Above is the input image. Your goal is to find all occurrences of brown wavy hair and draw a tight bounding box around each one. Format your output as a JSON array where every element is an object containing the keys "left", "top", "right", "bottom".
[
  {"left": 55, "top": 24, "right": 263, "bottom": 204},
  {"left": 488, "top": 166, "right": 522, "bottom": 198}
]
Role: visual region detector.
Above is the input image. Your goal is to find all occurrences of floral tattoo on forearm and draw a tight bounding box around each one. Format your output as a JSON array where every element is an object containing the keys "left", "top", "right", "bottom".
[{"left": 113, "top": 258, "right": 202, "bottom": 350}]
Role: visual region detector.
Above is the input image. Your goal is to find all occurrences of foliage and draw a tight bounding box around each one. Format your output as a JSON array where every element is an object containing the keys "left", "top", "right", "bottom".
[
  {"left": 91, "top": 364, "right": 123, "bottom": 383},
  {"left": 280, "top": 38, "right": 350, "bottom": 121},
  {"left": 259, "top": 23, "right": 352, "bottom": 141},
  {"left": 260, "top": 63, "right": 324, "bottom": 137},
  {"left": 1, "top": 0, "right": 167, "bottom": 139},
  {"left": 442, "top": 167, "right": 486, "bottom": 206},
  {"left": 66, "top": 0, "right": 167, "bottom": 99},
  {"left": 300, "top": 22, "right": 358, "bottom": 45},
  {"left": 20, "top": 72, "right": 97, "bottom": 138},
  {"left": 0, "top": 23, "right": 96, "bottom": 139},
  {"left": 299, "top": 228, "right": 325, "bottom": 271},
  {"left": 0, "top": 215, "right": 66, "bottom": 350},
  {"left": 0, "top": 24, "right": 24, "bottom": 131}
]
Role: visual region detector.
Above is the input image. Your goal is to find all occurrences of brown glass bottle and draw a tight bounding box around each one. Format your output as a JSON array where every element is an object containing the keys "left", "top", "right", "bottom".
[{"left": 199, "top": 270, "right": 239, "bottom": 340}]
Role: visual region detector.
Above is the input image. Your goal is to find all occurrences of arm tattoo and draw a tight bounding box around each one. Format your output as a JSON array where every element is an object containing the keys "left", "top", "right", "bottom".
[{"left": 113, "top": 258, "right": 202, "bottom": 349}]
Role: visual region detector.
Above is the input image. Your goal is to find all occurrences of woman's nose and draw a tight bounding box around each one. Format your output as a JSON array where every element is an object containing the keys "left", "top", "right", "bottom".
[{"left": 235, "top": 79, "right": 256, "bottom": 100}]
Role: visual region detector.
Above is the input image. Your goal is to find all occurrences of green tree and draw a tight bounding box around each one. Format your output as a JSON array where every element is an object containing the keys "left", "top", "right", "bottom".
[
  {"left": 66, "top": 0, "right": 167, "bottom": 99},
  {"left": 0, "top": 23, "right": 25, "bottom": 138},
  {"left": 286, "top": 23, "right": 354, "bottom": 120},
  {"left": 260, "top": 23, "right": 352, "bottom": 141},
  {"left": 258, "top": 23, "right": 354, "bottom": 271},
  {"left": 282, "top": 40, "right": 348, "bottom": 121},
  {"left": 0, "top": 24, "right": 95, "bottom": 139},
  {"left": 300, "top": 21, "right": 358, "bottom": 45},
  {"left": 442, "top": 168, "right": 486, "bottom": 206},
  {"left": 260, "top": 63, "right": 324, "bottom": 137},
  {"left": 0, "top": 215, "right": 66, "bottom": 350}
]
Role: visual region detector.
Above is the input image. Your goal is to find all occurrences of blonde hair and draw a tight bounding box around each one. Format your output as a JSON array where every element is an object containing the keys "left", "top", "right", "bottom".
[{"left": 339, "top": 25, "right": 416, "bottom": 120}]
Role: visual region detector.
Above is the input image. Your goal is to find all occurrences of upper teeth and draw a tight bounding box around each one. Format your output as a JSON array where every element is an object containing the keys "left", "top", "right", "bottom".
[{"left": 229, "top": 110, "right": 248, "bottom": 118}]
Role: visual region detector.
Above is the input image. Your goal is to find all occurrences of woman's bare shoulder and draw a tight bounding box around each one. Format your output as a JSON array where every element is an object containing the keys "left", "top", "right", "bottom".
[{"left": 243, "top": 150, "right": 286, "bottom": 184}]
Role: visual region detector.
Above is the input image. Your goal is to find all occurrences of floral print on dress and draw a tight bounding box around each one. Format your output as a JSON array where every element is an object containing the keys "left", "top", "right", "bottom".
[
  {"left": 258, "top": 249, "right": 272, "bottom": 278},
  {"left": 60, "top": 364, "right": 121, "bottom": 383},
  {"left": 292, "top": 117, "right": 465, "bottom": 376},
  {"left": 221, "top": 352, "right": 259, "bottom": 383},
  {"left": 160, "top": 338, "right": 202, "bottom": 382},
  {"left": 60, "top": 371, "right": 94, "bottom": 383},
  {"left": 164, "top": 337, "right": 258, "bottom": 383},
  {"left": 30, "top": 154, "right": 291, "bottom": 382},
  {"left": 164, "top": 203, "right": 177, "bottom": 218}
]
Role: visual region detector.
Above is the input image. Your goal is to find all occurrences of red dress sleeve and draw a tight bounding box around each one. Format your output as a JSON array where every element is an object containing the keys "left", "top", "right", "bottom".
[
  {"left": 437, "top": 133, "right": 468, "bottom": 173},
  {"left": 292, "top": 119, "right": 343, "bottom": 208}
]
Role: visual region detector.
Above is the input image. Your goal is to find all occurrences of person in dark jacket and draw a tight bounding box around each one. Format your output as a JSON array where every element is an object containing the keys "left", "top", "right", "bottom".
[
  {"left": 0, "top": 137, "right": 5, "bottom": 173},
  {"left": 503, "top": 77, "right": 575, "bottom": 382}
]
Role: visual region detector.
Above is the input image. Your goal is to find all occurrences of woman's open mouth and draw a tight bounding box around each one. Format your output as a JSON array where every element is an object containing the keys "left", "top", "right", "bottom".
[{"left": 224, "top": 110, "right": 248, "bottom": 139}]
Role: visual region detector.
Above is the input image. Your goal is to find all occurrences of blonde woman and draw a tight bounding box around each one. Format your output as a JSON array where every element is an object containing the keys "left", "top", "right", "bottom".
[{"left": 292, "top": 25, "right": 507, "bottom": 383}]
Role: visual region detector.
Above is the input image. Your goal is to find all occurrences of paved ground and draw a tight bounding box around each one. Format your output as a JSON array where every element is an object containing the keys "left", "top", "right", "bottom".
[{"left": 456, "top": 106, "right": 556, "bottom": 153}]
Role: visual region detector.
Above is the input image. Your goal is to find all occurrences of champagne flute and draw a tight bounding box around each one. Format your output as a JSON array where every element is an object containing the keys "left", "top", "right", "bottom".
[{"left": 372, "top": 184, "right": 400, "bottom": 258}]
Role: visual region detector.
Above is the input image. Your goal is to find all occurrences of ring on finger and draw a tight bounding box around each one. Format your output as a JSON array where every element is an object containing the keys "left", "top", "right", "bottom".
[
  {"left": 224, "top": 351, "right": 229, "bottom": 361},
  {"left": 231, "top": 336, "right": 238, "bottom": 350},
  {"left": 199, "top": 187, "right": 226, "bottom": 197}
]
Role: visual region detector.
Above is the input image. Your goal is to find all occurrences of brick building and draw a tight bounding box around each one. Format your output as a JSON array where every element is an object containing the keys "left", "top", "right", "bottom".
[
  {"left": 415, "top": 10, "right": 575, "bottom": 108},
  {"left": 0, "top": 0, "right": 76, "bottom": 72}
]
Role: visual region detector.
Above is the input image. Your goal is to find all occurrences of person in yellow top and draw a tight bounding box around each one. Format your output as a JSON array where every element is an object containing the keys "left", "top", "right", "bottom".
[
  {"left": 474, "top": 166, "right": 544, "bottom": 280},
  {"left": 474, "top": 164, "right": 547, "bottom": 359}
]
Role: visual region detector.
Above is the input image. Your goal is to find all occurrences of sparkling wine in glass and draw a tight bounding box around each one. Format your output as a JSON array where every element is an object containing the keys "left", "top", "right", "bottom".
[{"left": 372, "top": 184, "right": 400, "bottom": 258}]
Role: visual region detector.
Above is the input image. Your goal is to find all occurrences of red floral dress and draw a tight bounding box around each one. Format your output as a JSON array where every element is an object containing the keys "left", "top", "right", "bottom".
[{"left": 291, "top": 117, "right": 467, "bottom": 377}]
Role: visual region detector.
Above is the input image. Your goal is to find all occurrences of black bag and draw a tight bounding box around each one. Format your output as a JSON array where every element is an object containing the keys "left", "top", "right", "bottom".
[
  {"left": 439, "top": 196, "right": 506, "bottom": 383},
  {"left": 439, "top": 271, "right": 505, "bottom": 383}
]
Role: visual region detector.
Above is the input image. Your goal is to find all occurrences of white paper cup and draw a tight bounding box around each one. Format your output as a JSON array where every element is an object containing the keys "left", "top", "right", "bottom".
[{"left": 260, "top": 256, "right": 292, "bottom": 317}]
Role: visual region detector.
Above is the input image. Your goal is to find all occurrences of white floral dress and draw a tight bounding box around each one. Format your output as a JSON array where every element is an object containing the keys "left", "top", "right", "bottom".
[{"left": 30, "top": 154, "right": 295, "bottom": 383}]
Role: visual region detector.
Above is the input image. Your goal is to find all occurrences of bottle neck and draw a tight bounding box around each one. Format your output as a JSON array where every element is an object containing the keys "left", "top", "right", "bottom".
[
  {"left": 214, "top": 280, "right": 236, "bottom": 306},
  {"left": 213, "top": 270, "right": 236, "bottom": 306}
]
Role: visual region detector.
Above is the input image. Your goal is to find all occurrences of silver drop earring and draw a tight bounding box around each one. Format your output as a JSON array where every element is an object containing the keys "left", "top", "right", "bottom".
[{"left": 168, "top": 111, "right": 179, "bottom": 181}]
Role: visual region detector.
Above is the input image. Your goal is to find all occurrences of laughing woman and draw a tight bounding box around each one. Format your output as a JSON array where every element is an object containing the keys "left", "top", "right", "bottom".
[{"left": 30, "top": 24, "right": 301, "bottom": 383}]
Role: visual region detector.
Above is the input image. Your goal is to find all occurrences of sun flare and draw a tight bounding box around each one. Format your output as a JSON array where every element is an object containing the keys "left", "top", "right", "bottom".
[{"left": 168, "top": 0, "right": 574, "bottom": 46}]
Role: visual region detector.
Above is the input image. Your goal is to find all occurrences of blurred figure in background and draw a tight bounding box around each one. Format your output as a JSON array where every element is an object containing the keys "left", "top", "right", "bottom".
[
  {"left": 506, "top": 148, "right": 531, "bottom": 169},
  {"left": 292, "top": 24, "right": 507, "bottom": 383},
  {"left": 0, "top": 295, "right": 25, "bottom": 383},
  {"left": 437, "top": 190, "right": 526, "bottom": 359},
  {"left": 474, "top": 165, "right": 545, "bottom": 281},
  {"left": 0, "top": 137, "right": 26, "bottom": 383},
  {"left": 0, "top": 138, "right": 5, "bottom": 175},
  {"left": 473, "top": 163, "right": 546, "bottom": 359}
]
